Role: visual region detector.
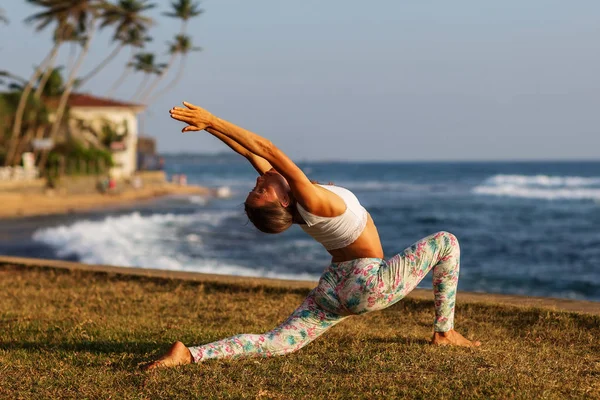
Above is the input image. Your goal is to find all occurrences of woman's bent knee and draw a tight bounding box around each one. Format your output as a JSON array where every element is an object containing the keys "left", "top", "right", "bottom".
[
  {"left": 434, "top": 231, "right": 460, "bottom": 255},
  {"left": 435, "top": 230, "right": 457, "bottom": 242}
]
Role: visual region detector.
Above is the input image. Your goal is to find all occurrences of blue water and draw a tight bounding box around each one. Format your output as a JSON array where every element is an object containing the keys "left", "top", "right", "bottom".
[{"left": 2, "top": 156, "right": 599, "bottom": 301}]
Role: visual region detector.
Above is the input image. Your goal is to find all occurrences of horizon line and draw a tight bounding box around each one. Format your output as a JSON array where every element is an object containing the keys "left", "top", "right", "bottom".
[{"left": 159, "top": 152, "right": 600, "bottom": 164}]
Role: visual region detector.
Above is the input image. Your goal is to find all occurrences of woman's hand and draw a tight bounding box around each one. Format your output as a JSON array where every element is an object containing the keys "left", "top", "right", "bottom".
[{"left": 169, "top": 102, "right": 216, "bottom": 133}]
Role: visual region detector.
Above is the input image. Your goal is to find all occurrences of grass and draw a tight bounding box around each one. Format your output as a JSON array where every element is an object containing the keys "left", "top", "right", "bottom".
[{"left": 1, "top": 264, "right": 599, "bottom": 399}]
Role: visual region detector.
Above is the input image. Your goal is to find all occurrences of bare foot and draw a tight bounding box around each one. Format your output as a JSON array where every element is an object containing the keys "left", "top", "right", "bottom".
[
  {"left": 431, "top": 329, "right": 481, "bottom": 347},
  {"left": 143, "top": 341, "right": 193, "bottom": 371}
]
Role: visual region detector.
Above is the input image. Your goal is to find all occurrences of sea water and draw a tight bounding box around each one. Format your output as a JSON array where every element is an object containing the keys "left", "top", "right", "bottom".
[{"left": 2, "top": 156, "right": 599, "bottom": 301}]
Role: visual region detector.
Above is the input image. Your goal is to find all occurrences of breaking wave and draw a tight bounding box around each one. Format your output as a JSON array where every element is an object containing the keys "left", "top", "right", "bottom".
[
  {"left": 473, "top": 174, "right": 600, "bottom": 200},
  {"left": 32, "top": 211, "right": 318, "bottom": 281}
]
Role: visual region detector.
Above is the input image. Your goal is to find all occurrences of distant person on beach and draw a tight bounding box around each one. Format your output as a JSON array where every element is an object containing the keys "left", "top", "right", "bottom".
[{"left": 145, "top": 101, "right": 480, "bottom": 370}]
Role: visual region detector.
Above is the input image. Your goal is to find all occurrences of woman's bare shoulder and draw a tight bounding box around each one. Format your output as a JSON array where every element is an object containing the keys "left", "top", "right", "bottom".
[{"left": 304, "top": 184, "right": 347, "bottom": 218}]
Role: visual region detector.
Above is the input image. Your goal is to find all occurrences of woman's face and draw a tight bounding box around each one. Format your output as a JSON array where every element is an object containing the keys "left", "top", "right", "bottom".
[{"left": 245, "top": 170, "right": 291, "bottom": 208}]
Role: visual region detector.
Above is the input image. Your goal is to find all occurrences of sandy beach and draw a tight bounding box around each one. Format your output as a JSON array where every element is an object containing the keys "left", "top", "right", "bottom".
[{"left": 0, "top": 183, "right": 211, "bottom": 219}]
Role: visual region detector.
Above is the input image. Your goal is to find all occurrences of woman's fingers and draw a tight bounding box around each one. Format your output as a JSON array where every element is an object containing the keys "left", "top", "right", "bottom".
[
  {"left": 171, "top": 102, "right": 202, "bottom": 113},
  {"left": 170, "top": 111, "right": 196, "bottom": 122},
  {"left": 169, "top": 110, "right": 185, "bottom": 118},
  {"left": 169, "top": 102, "right": 209, "bottom": 132},
  {"left": 183, "top": 101, "right": 199, "bottom": 110},
  {"left": 170, "top": 108, "right": 194, "bottom": 116},
  {"left": 170, "top": 114, "right": 195, "bottom": 124},
  {"left": 172, "top": 106, "right": 196, "bottom": 113},
  {"left": 182, "top": 126, "right": 202, "bottom": 133},
  {"left": 170, "top": 113, "right": 192, "bottom": 120}
]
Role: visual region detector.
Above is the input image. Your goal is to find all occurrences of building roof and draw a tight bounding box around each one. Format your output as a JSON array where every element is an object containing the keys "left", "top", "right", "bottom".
[{"left": 45, "top": 93, "right": 145, "bottom": 110}]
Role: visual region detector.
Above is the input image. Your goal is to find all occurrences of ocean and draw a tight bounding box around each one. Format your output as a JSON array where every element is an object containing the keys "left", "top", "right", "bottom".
[{"left": 1, "top": 156, "right": 599, "bottom": 301}]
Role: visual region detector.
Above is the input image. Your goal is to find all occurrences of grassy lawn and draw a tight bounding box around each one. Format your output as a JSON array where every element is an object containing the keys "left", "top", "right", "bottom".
[{"left": 1, "top": 264, "right": 599, "bottom": 399}]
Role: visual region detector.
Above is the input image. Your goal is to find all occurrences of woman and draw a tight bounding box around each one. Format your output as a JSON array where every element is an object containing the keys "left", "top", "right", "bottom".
[{"left": 145, "top": 102, "right": 480, "bottom": 370}]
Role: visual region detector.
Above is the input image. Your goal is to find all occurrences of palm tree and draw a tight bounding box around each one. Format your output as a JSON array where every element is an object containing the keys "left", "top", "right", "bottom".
[
  {"left": 105, "top": 27, "right": 152, "bottom": 97},
  {"left": 78, "top": 0, "right": 155, "bottom": 87},
  {"left": 3, "top": 64, "right": 66, "bottom": 166},
  {"left": 100, "top": 0, "right": 155, "bottom": 37},
  {"left": 144, "top": 34, "right": 200, "bottom": 103},
  {"left": 21, "top": 66, "right": 65, "bottom": 162},
  {"left": 0, "top": 94, "right": 47, "bottom": 166},
  {"left": 35, "top": 22, "right": 80, "bottom": 98},
  {"left": 1, "top": 83, "right": 54, "bottom": 168},
  {"left": 163, "top": 0, "right": 202, "bottom": 33},
  {"left": 10, "top": 27, "right": 81, "bottom": 167},
  {"left": 38, "top": 0, "right": 109, "bottom": 172},
  {"left": 129, "top": 52, "right": 167, "bottom": 99},
  {"left": 30, "top": 67, "right": 66, "bottom": 162},
  {"left": 15, "top": 99, "right": 51, "bottom": 165},
  {"left": 138, "top": 0, "right": 201, "bottom": 102},
  {"left": 5, "top": 3, "right": 72, "bottom": 166}
]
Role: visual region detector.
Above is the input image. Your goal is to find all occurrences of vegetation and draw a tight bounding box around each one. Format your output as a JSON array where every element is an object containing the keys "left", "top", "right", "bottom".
[
  {"left": 139, "top": 0, "right": 202, "bottom": 103},
  {"left": 0, "top": 0, "right": 203, "bottom": 171},
  {"left": 1, "top": 263, "right": 599, "bottom": 399}
]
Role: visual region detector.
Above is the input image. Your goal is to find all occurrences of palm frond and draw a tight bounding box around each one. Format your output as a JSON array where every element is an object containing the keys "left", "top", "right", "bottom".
[
  {"left": 99, "top": 0, "right": 155, "bottom": 39},
  {"left": 162, "top": 0, "right": 202, "bottom": 21}
]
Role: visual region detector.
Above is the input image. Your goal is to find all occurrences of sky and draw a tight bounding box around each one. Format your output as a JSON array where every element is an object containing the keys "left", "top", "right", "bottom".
[{"left": 1, "top": 0, "right": 599, "bottom": 161}]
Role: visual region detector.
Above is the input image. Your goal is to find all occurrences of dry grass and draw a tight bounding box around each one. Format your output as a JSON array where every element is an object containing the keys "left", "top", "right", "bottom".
[{"left": 0, "top": 264, "right": 599, "bottom": 399}]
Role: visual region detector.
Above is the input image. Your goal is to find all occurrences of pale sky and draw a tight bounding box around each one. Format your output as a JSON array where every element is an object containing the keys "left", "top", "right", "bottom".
[{"left": 1, "top": 0, "right": 599, "bottom": 161}]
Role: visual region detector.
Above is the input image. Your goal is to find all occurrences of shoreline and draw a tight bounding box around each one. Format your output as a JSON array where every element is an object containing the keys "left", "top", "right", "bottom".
[
  {"left": 1, "top": 255, "right": 598, "bottom": 316},
  {"left": 0, "top": 183, "right": 212, "bottom": 220}
]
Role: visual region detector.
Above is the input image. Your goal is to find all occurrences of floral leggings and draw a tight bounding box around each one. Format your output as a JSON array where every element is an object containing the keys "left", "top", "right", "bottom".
[{"left": 188, "top": 231, "right": 460, "bottom": 363}]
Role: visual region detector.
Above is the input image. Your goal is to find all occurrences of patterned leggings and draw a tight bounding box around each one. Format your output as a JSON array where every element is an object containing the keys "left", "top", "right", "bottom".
[{"left": 188, "top": 231, "right": 460, "bottom": 363}]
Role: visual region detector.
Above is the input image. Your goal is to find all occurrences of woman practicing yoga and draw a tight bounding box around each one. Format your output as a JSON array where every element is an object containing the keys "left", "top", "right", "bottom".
[{"left": 145, "top": 101, "right": 480, "bottom": 369}]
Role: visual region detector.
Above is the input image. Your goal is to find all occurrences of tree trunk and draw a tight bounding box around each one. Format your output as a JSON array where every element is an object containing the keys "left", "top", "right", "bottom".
[
  {"left": 5, "top": 42, "right": 61, "bottom": 166},
  {"left": 139, "top": 53, "right": 176, "bottom": 103},
  {"left": 107, "top": 47, "right": 135, "bottom": 98},
  {"left": 67, "top": 42, "right": 77, "bottom": 71},
  {"left": 140, "top": 20, "right": 187, "bottom": 104},
  {"left": 14, "top": 125, "right": 37, "bottom": 164},
  {"left": 106, "top": 67, "right": 132, "bottom": 98},
  {"left": 34, "top": 61, "right": 55, "bottom": 98},
  {"left": 148, "top": 55, "right": 187, "bottom": 103},
  {"left": 38, "top": 21, "right": 97, "bottom": 174},
  {"left": 34, "top": 46, "right": 61, "bottom": 98},
  {"left": 78, "top": 44, "right": 123, "bottom": 88},
  {"left": 32, "top": 125, "right": 46, "bottom": 162},
  {"left": 132, "top": 73, "right": 151, "bottom": 100}
]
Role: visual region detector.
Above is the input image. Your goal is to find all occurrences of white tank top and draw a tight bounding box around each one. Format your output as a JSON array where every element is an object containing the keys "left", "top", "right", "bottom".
[{"left": 296, "top": 185, "right": 368, "bottom": 250}]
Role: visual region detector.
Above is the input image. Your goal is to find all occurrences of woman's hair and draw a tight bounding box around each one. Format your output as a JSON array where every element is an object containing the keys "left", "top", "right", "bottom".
[
  {"left": 244, "top": 176, "right": 330, "bottom": 234},
  {"left": 244, "top": 201, "right": 294, "bottom": 234}
]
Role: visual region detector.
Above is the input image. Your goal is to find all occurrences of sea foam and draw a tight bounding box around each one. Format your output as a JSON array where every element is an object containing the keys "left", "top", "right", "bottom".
[
  {"left": 473, "top": 174, "right": 600, "bottom": 200},
  {"left": 32, "top": 211, "right": 319, "bottom": 281}
]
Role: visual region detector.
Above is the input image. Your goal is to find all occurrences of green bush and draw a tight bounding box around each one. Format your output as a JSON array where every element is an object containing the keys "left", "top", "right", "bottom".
[{"left": 46, "top": 140, "right": 114, "bottom": 176}]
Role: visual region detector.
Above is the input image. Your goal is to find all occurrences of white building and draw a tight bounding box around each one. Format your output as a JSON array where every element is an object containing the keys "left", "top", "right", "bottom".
[{"left": 52, "top": 93, "right": 146, "bottom": 179}]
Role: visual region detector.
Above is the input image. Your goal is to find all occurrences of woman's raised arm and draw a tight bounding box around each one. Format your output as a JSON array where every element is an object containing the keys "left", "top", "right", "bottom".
[
  {"left": 205, "top": 128, "right": 273, "bottom": 175},
  {"left": 170, "top": 102, "right": 324, "bottom": 210}
]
